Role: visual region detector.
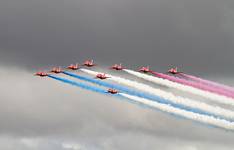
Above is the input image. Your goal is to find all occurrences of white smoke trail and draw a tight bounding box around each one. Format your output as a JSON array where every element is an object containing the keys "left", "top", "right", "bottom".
[
  {"left": 124, "top": 69, "right": 234, "bottom": 106},
  {"left": 120, "top": 93, "right": 234, "bottom": 130},
  {"left": 80, "top": 68, "right": 234, "bottom": 120}
]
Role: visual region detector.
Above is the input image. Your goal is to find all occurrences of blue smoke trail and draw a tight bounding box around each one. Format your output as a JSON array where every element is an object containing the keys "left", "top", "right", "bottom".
[
  {"left": 49, "top": 75, "right": 114, "bottom": 95},
  {"left": 63, "top": 71, "right": 233, "bottom": 121}
]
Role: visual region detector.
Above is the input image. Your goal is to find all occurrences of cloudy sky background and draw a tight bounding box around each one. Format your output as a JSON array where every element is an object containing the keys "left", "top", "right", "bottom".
[{"left": 1, "top": 0, "right": 234, "bottom": 149}]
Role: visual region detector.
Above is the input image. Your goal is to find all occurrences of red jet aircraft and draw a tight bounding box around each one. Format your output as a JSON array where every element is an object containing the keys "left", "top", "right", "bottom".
[
  {"left": 51, "top": 67, "right": 63, "bottom": 73},
  {"left": 67, "top": 64, "right": 79, "bottom": 70},
  {"left": 83, "top": 60, "right": 95, "bottom": 67},
  {"left": 168, "top": 67, "right": 182, "bottom": 74},
  {"left": 107, "top": 88, "right": 118, "bottom": 94},
  {"left": 96, "top": 73, "right": 110, "bottom": 80},
  {"left": 139, "top": 66, "right": 150, "bottom": 73},
  {"left": 35, "top": 71, "right": 48, "bottom": 77},
  {"left": 110, "top": 64, "right": 124, "bottom": 70}
]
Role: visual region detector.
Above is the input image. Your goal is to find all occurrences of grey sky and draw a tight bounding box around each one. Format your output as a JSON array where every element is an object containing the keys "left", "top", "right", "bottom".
[
  {"left": 1, "top": 0, "right": 234, "bottom": 74},
  {"left": 1, "top": 0, "right": 234, "bottom": 149}
]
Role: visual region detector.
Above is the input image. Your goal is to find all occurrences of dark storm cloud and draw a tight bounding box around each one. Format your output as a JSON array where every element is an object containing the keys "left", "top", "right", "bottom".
[{"left": 1, "top": 0, "right": 234, "bottom": 74}]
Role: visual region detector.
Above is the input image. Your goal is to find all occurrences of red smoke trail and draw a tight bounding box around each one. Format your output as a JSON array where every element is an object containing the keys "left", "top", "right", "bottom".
[
  {"left": 179, "top": 73, "right": 234, "bottom": 93},
  {"left": 150, "top": 71, "right": 234, "bottom": 99}
]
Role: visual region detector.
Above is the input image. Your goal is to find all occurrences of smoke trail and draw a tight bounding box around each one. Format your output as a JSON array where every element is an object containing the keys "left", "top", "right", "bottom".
[
  {"left": 78, "top": 69, "right": 234, "bottom": 120},
  {"left": 49, "top": 75, "right": 234, "bottom": 130},
  {"left": 150, "top": 71, "right": 234, "bottom": 99},
  {"left": 120, "top": 93, "right": 234, "bottom": 131},
  {"left": 179, "top": 73, "right": 234, "bottom": 93},
  {"left": 124, "top": 69, "right": 234, "bottom": 119},
  {"left": 48, "top": 75, "right": 109, "bottom": 94},
  {"left": 134, "top": 70, "right": 234, "bottom": 106}
]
